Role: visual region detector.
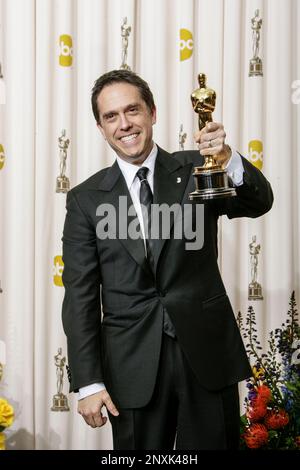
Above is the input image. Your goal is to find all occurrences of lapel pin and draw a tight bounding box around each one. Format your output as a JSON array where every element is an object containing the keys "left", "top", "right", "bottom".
[{"left": 177, "top": 177, "right": 181, "bottom": 184}]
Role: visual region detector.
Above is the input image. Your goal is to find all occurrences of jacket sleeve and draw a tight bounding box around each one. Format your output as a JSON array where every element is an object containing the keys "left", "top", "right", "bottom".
[
  {"left": 62, "top": 189, "right": 103, "bottom": 393},
  {"left": 212, "top": 155, "right": 274, "bottom": 218}
]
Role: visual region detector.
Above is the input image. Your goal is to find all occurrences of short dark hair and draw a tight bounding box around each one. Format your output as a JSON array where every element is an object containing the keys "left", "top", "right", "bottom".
[{"left": 91, "top": 69, "right": 156, "bottom": 124}]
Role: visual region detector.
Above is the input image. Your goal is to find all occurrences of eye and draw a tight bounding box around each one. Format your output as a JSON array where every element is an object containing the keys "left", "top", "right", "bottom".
[
  {"left": 105, "top": 113, "right": 116, "bottom": 122},
  {"left": 128, "top": 107, "right": 138, "bottom": 114}
]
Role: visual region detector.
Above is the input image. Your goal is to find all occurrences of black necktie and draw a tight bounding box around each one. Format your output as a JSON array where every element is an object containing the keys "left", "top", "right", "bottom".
[
  {"left": 136, "top": 167, "right": 176, "bottom": 339},
  {"left": 136, "top": 167, "right": 155, "bottom": 272}
]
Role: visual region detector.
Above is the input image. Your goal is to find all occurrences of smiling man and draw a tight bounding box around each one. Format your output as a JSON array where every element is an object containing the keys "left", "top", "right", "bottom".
[
  {"left": 62, "top": 69, "right": 273, "bottom": 450},
  {"left": 97, "top": 81, "right": 156, "bottom": 165}
]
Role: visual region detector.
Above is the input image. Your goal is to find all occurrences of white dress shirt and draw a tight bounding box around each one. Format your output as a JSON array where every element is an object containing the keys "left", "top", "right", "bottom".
[
  {"left": 116, "top": 144, "right": 157, "bottom": 249},
  {"left": 78, "top": 144, "right": 244, "bottom": 400}
]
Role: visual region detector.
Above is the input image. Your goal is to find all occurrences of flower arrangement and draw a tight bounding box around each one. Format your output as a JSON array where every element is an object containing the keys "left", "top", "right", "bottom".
[
  {"left": 0, "top": 364, "right": 14, "bottom": 451},
  {"left": 238, "top": 291, "right": 300, "bottom": 449}
]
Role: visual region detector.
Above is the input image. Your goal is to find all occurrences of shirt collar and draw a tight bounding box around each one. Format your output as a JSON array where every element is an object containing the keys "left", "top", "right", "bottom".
[{"left": 116, "top": 143, "right": 158, "bottom": 189}]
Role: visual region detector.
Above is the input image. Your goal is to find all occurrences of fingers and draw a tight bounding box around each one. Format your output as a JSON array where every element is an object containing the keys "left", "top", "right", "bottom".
[
  {"left": 103, "top": 393, "right": 119, "bottom": 417},
  {"left": 195, "top": 122, "right": 225, "bottom": 142},
  {"left": 199, "top": 137, "right": 224, "bottom": 154},
  {"left": 83, "top": 413, "right": 107, "bottom": 428},
  {"left": 194, "top": 121, "right": 221, "bottom": 142},
  {"left": 204, "top": 121, "right": 222, "bottom": 133},
  {"left": 194, "top": 122, "right": 226, "bottom": 154},
  {"left": 93, "top": 412, "right": 108, "bottom": 428},
  {"left": 77, "top": 390, "right": 119, "bottom": 429},
  {"left": 202, "top": 129, "right": 226, "bottom": 144},
  {"left": 194, "top": 122, "right": 232, "bottom": 165}
]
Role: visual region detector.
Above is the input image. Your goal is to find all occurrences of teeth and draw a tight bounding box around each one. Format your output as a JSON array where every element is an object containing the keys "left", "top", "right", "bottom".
[{"left": 121, "top": 134, "right": 138, "bottom": 143}]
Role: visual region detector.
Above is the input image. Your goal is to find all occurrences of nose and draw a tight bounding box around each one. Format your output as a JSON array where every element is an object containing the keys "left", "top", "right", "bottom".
[{"left": 119, "top": 113, "right": 132, "bottom": 131}]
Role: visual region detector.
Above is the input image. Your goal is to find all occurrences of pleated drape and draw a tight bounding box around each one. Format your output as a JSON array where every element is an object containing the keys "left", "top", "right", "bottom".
[{"left": 0, "top": 0, "right": 299, "bottom": 449}]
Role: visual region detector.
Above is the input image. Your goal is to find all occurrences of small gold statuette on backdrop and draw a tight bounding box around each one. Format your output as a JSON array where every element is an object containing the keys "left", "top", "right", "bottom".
[
  {"left": 179, "top": 124, "right": 187, "bottom": 151},
  {"left": 189, "top": 73, "right": 236, "bottom": 201},
  {"left": 51, "top": 348, "right": 70, "bottom": 411},
  {"left": 120, "top": 17, "right": 131, "bottom": 71},
  {"left": 248, "top": 235, "right": 263, "bottom": 300},
  {"left": 56, "top": 129, "right": 70, "bottom": 193},
  {"left": 249, "top": 9, "right": 263, "bottom": 77}
]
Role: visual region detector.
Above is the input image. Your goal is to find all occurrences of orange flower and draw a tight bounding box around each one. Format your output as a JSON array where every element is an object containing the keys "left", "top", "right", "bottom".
[
  {"left": 244, "top": 423, "right": 269, "bottom": 449},
  {"left": 295, "top": 436, "right": 300, "bottom": 448},
  {"left": 256, "top": 384, "right": 272, "bottom": 404},
  {"left": 246, "top": 398, "right": 267, "bottom": 421},
  {"left": 265, "top": 409, "right": 289, "bottom": 429}
]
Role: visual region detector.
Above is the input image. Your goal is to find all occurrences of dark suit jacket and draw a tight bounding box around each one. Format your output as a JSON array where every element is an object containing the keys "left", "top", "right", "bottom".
[{"left": 62, "top": 147, "right": 273, "bottom": 409}]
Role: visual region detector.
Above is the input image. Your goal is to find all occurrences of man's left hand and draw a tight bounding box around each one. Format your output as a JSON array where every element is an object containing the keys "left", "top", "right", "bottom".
[{"left": 195, "top": 122, "right": 232, "bottom": 167}]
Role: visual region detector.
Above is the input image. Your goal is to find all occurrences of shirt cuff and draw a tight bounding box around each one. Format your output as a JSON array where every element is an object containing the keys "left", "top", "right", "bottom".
[
  {"left": 225, "top": 149, "right": 244, "bottom": 187},
  {"left": 78, "top": 382, "right": 106, "bottom": 400}
]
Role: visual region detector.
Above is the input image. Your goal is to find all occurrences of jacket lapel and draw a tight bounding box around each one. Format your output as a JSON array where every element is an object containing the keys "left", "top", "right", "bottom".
[
  {"left": 97, "top": 148, "right": 193, "bottom": 278},
  {"left": 152, "top": 147, "right": 193, "bottom": 269},
  {"left": 98, "top": 161, "right": 153, "bottom": 278}
]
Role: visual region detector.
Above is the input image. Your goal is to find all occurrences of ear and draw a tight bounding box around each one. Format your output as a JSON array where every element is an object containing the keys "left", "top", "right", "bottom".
[
  {"left": 97, "top": 122, "right": 106, "bottom": 140},
  {"left": 151, "top": 106, "right": 157, "bottom": 125}
]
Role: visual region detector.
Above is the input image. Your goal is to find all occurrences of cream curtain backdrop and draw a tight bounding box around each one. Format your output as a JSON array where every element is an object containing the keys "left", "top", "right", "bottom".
[{"left": 0, "top": 0, "right": 299, "bottom": 450}]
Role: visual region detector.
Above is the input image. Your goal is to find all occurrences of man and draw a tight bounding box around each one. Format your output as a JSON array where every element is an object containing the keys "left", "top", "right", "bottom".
[{"left": 62, "top": 70, "right": 273, "bottom": 450}]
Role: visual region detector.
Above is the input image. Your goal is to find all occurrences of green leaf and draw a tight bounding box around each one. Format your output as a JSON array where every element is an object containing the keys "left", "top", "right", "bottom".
[{"left": 240, "top": 415, "right": 248, "bottom": 426}]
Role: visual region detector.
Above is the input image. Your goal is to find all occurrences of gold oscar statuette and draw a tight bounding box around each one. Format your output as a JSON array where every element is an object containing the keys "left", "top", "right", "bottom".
[
  {"left": 56, "top": 129, "right": 70, "bottom": 193},
  {"left": 189, "top": 73, "right": 236, "bottom": 201},
  {"left": 51, "top": 348, "right": 70, "bottom": 411}
]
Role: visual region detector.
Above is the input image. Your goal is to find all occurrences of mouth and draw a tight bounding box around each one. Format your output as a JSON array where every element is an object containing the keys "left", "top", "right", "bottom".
[{"left": 119, "top": 133, "right": 139, "bottom": 143}]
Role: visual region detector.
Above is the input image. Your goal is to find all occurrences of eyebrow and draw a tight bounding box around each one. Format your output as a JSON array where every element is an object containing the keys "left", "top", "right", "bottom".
[{"left": 102, "top": 103, "right": 141, "bottom": 120}]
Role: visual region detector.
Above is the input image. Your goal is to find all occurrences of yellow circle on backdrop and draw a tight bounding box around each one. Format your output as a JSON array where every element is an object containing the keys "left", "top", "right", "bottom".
[{"left": 180, "top": 29, "right": 193, "bottom": 61}]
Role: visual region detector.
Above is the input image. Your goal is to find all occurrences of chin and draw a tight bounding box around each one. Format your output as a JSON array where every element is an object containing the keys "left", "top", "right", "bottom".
[{"left": 125, "top": 151, "right": 145, "bottom": 161}]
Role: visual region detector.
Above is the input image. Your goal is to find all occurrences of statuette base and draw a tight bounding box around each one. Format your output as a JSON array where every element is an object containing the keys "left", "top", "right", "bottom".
[
  {"left": 249, "top": 57, "right": 263, "bottom": 77},
  {"left": 248, "top": 282, "right": 263, "bottom": 300},
  {"left": 189, "top": 166, "right": 236, "bottom": 201},
  {"left": 51, "top": 394, "right": 70, "bottom": 411},
  {"left": 56, "top": 176, "right": 70, "bottom": 193}
]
